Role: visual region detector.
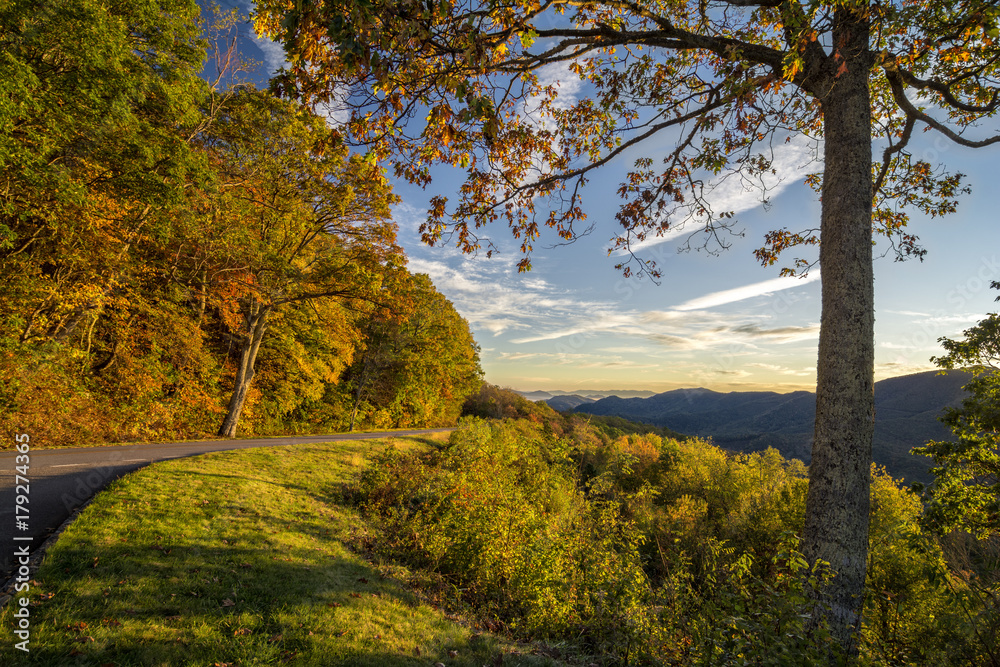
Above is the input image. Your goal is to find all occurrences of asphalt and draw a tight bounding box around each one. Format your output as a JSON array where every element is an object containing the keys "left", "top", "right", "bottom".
[{"left": 0, "top": 428, "right": 453, "bottom": 582}]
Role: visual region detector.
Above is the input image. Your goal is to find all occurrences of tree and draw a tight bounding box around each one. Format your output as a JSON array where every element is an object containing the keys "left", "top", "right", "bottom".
[
  {"left": 254, "top": 0, "right": 1000, "bottom": 650},
  {"left": 340, "top": 272, "right": 483, "bottom": 431},
  {"left": 916, "top": 286, "right": 1000, "bottom": 540},
  {"left": 190, "top": 89, "right": 403, "bottom": 437},
  {"left": 0, "top": 0, "right": 219, "bottom": 441},
  {"left": 0, "top": 0, "right": 209, "bottom": 341}
]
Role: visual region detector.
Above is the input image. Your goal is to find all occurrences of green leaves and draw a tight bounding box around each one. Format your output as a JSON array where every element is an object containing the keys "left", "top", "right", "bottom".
[{"left": 916, "top": 301, "right": 1000, "bottom": 539}]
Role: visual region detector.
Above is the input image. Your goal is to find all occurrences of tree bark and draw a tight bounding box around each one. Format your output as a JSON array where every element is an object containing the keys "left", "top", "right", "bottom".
[
  {"left": 802, "top": 8, "right": 875, "bottom": 655},
  {"left": 218, "top": 303, "right": 270, "bottom": 438}
]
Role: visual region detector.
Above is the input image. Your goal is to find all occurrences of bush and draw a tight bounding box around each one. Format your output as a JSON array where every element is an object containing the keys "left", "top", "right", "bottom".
[{"left": 355, "top": 417, "right": 650, "bottom": 653}]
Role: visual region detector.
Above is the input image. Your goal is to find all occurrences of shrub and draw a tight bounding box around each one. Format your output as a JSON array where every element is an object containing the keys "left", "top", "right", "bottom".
[{"left": 355, "top": 417, "right": 650, "bottom": 654}]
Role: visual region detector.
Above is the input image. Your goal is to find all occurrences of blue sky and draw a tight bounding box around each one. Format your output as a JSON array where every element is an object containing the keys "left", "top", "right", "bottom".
[{"left": 223, "top": 2, "right": 1000, "bottom": 394}]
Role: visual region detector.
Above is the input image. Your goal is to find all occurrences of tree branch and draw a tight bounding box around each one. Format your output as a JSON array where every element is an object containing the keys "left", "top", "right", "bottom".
[{"left": 887, "top": 69, "right": 1000, "bottom": 149}]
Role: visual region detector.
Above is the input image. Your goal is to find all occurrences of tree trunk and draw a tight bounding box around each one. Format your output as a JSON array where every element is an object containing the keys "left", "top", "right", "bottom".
[
  {"left": 218, "top": 303, "right": 270, "bottom": 438},
  {"left": 349, "top": 353, "right": 375, "bottom": 432},
  {"left": 802, "top": 9, "right": 874, "bottom": 655},
  {"left": 196, "top": 269, "right": 207, "bottom": 328}
]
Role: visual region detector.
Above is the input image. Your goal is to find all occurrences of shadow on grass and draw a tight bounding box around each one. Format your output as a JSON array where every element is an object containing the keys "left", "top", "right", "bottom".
[{"left": 5, "top": 480, "right": 561, "bottom": 666}]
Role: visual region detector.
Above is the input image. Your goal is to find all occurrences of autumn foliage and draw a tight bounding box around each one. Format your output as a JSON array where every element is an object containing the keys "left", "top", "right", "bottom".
[{"left": 0, "top": 0, "right": 482, "bottom": 445}]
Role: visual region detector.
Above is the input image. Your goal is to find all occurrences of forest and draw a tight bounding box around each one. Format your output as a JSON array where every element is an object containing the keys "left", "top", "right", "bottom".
[{"left": 0, "top": 0, "right": 483, "bottom": 444}]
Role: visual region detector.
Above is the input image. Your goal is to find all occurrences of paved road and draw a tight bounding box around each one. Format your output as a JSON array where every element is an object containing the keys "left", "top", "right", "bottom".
[{"left": 0, "top": 429, "right": 452, "bottom": 582}]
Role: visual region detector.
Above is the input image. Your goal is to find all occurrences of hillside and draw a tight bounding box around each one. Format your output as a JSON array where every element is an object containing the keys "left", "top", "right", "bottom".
[
  {"left": 575, "top": 370, "right": 973, "bottom": 482},
  {"left": 544, "top": 394, "right": 596, "bottom": 411}
]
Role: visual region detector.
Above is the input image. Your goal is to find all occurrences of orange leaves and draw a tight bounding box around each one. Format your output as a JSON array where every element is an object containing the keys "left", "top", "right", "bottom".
[{"left": 754, "top": 229, "right": 819, "bottom": 272}]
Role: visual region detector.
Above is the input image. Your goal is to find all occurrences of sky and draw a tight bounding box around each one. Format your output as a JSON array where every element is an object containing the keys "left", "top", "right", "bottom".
[{"left": 219, "top": 2, "right": 1000, "bottom": 395}]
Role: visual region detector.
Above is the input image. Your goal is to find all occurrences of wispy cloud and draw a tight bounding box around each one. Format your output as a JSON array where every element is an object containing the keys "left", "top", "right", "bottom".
[
  {"left": 748, "top": 362, "right": 815, "bottom": 377},
  {"left": 875, "top": 360, "right": 937, "bottom": 378},
  {"left": 408, "top": 249, "right": 820, "bottom": 354},
  {"left": 619, "top": 133, "right": 821, "bottom": 254},
  {"left": 407, "top": 256, "right": 619, "bottom": 337},
  {"left": 885, "top": 310, "right": 931, "bottom": 317},
  {"left": 526, "top": 62, "right": 585, "bottom": 118},
  {"left": 880, "top": 341, "right": 918, "bottom": 350},
  {"left": 251, "top": 34, "right": 286, "bottom": 74},
  {"left": 674, "top": 272, "right": 820, "bottom": 311},
  {"left": 730, "top": 323, "right": 821, "bottom": 342}
]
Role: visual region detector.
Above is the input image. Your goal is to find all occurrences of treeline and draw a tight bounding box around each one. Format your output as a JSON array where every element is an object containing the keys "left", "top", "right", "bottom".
[
  {"left": 0, "top": 0, "right": 482, "bottom": 444},
  {"left": 355, "top": 400, "right": 1000, "bottom": 665}
]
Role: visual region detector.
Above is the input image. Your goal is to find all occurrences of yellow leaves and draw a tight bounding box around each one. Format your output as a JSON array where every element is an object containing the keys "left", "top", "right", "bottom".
[{"left": 783, "top": 55, "right": 804, "bottom": 81}]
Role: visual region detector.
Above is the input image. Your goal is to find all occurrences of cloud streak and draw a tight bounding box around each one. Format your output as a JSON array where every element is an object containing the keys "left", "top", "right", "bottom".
[{"left": 674, "top": 271, "right": 821, "bottom": 311}]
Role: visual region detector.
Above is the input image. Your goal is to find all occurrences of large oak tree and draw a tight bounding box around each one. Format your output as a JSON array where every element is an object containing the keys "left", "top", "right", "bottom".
[{"left": 255, "top": 0, "right": 1000, "bottom": 651}]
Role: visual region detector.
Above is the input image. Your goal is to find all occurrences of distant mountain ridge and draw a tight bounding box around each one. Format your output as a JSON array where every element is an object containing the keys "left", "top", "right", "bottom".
[
  {"left": 517, "top": 389, "right": 658, "bottom": 401},
  {"left": 570, "top": 370, "right": 972, "bottom": 483}
]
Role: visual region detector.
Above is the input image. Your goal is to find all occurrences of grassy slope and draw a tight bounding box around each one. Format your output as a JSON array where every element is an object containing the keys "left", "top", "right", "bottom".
[
  {"left": 1, "top": 437, "right": 562, "bottom": 666},
  {"left": 0, "top": 427, "right": 449, "bottom": 451}
]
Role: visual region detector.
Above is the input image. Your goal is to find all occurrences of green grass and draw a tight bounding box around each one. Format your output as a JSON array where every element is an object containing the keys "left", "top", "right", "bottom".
[
  {"left": 1, "top": 436, "right": 564, "bottom": 666},
  {"left": 1, "top": 426, "right": 454, "bottom": 451}
]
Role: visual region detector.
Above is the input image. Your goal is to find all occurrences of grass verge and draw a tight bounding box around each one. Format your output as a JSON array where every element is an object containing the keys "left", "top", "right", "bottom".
[
  {"left": 1, "top": 436, "right": 564, "bottom": 666},
  {"left": 0, "top": 427, "right": 455, "bottom": 451}
]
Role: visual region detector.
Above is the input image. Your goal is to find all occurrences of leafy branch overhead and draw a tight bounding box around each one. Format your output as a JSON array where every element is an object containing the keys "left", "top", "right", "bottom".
[{"left": 260, "top": 0, "right": 999, "bottom": 276}]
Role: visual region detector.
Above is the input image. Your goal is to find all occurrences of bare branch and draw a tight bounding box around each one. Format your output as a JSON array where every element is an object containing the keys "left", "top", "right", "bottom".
[{"left": 887, "top": 69, "right": 1000, "bottom": 148}]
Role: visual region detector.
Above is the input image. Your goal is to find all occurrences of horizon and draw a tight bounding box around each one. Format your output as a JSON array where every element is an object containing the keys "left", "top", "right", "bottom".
[{"left": 508, "top": 366, "right": 947, "bottom": 397}]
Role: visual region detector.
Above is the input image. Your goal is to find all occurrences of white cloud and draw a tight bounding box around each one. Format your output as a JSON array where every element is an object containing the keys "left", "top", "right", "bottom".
[
  {"left": 528, "top": 62, "right": 585, "bottom": 117},
  {"left": 885, "top": 310, "right": 931, "bottom": 317},
  {"left": 313, "top": 84, "right": 352, "bottom": 127},
  {"left": 619, "top": 133, "right": 821, "bottom": 255},
  {"left": 405, "top": 230, "right": 819, "bottom": 384},
  {"left": 674, "top": 271, "right": 820, "bottom": 311},
  {"left": 231, "top": 0, "right": 288, "bottom": 75},
  {"left": 249, "top": 32, "right": 287, "bottom": 74},
  {"left": 879, "top": 341, "right": 917, "bottom": 350},
  {"left": 407, "top": 256, "right": 618, "bottom": 337},
  {"left": 924, "top": 313, "right": 983, "bottom": 326},
  {"left": 747, "top": 362, "right": 814, "bottom": 376}
]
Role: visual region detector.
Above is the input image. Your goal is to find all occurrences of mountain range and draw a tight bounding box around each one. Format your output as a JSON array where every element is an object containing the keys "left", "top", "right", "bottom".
[
  {"left": 518, "top": 389, "right": 658, "bottom": 402},
  {"left": 535, "top": 370, "right": 973, "bottom": 483}
]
